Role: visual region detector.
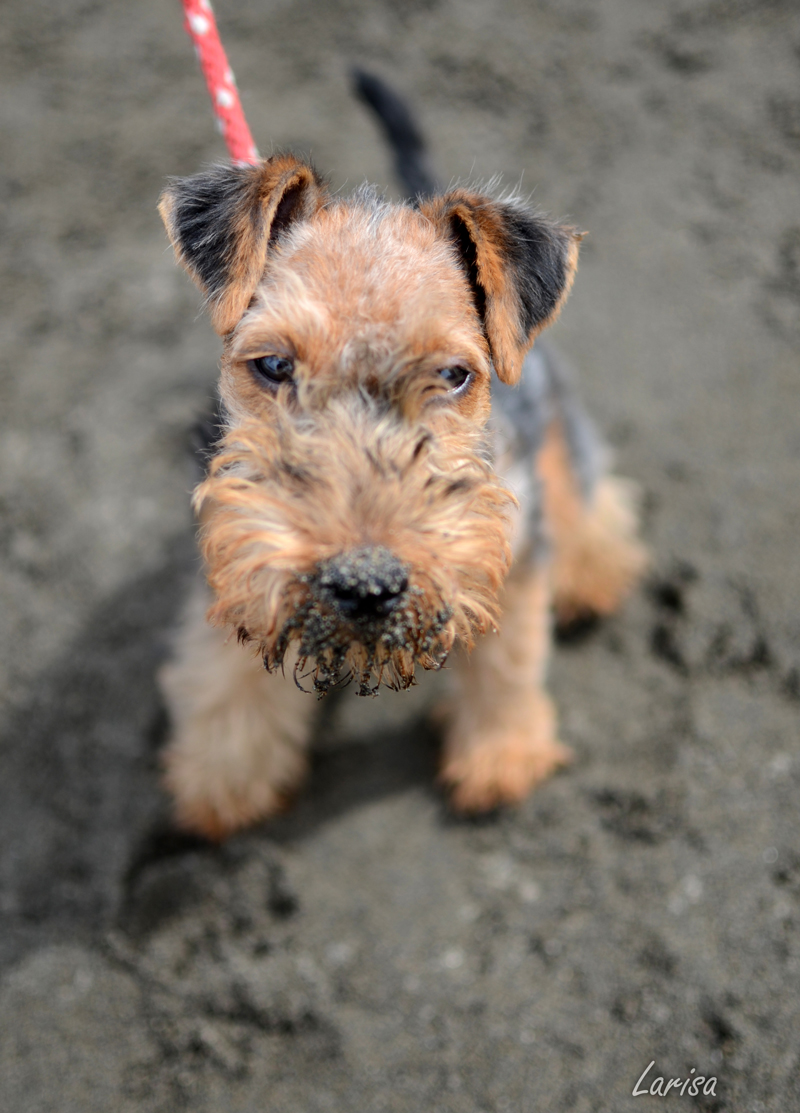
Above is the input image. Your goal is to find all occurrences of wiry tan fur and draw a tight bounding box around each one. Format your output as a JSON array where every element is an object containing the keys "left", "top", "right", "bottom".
[
  {"left": 196, "top": 402, "right": 513, "bottom": 693},
  {"left": 157, "top": 154, "right": 646, "bottom": 838}
]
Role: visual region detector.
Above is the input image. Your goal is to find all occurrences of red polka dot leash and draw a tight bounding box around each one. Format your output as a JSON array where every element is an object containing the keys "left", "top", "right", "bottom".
[{"left": 181, "top": 0, "right": 260, "bottom": 165}]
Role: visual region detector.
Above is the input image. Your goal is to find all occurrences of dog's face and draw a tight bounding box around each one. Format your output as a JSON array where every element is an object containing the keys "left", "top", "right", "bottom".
[{"left": 160, "top": 155, "right": 579, "bottom": 693}]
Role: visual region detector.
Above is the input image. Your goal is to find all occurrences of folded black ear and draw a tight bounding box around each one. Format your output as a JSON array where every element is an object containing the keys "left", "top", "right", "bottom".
[
  {"left": 158, "top": 155, "right": 328, "bottom": 335},
  {"left": 419, "top": 190, "right": 581, "bottom": 384}
]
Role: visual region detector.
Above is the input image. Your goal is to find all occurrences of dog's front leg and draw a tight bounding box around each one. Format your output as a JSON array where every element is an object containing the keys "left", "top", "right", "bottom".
[
  {"left": 440, "top": 562, "right": 572, "bottom": 812},
  {"left": 159, "top": 581, "right": 315, "bottom": 839}
]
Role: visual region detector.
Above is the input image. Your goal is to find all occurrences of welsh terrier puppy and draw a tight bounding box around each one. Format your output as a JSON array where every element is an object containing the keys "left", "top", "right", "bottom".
[{"left": 157, "top": 88, "right": 646, "bottom": 840}]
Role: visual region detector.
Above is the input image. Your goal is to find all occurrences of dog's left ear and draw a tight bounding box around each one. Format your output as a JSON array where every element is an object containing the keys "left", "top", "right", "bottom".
[
  {"left": 419, "top": 191, "right": 582, "bottom": 385},
  {"left": 159, "top": 155, "right": 328, "bottom": 335}
]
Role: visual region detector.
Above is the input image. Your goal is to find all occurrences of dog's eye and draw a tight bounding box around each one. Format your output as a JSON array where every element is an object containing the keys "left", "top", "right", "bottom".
[
  {"left": 439, "top": 366, "right": 472, "bottom": 393},
  {"left": 248, "top": 355, "right": 295, "bottom": 387}
]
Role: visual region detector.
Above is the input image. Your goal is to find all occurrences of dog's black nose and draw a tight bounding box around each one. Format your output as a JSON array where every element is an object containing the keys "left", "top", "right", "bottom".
[{"left": 319, "top": 547, "right": 409, "bottom": 622}]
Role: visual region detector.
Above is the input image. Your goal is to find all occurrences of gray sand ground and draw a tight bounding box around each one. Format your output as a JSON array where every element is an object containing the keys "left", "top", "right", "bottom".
[{"left": 1, "top": 1, "right": 799, "bottom": 1110}]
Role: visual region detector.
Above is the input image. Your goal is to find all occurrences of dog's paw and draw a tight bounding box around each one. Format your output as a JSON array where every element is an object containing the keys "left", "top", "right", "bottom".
[
  {"left": 161, "top": 743, "right": 301, "bottom": 841},
  {"left": 168, "top": 788, "right": 286, "bottom": 842},
  {"left": 441, "top": 730, "right": 573, "bottom": 813}
]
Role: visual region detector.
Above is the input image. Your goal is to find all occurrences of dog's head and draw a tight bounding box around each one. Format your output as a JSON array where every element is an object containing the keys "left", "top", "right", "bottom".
[{"left": 160, "top": 154, "right": 580, "bottom": 693}]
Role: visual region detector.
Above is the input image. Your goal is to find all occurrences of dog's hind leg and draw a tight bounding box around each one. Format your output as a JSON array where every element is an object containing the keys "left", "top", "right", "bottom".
[{"left": 535, "top": 349, "right": 648, "bottom": 625}]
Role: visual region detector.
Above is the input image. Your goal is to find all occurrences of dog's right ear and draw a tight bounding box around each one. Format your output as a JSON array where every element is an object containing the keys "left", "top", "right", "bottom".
[{"left": 159, "top": 155, "right": 327, "bottom": 335}]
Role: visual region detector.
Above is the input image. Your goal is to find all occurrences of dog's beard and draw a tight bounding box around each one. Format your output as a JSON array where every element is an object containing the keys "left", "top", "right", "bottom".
[{"left": 253, "top": 578, "right": 454, "bottom": 697}]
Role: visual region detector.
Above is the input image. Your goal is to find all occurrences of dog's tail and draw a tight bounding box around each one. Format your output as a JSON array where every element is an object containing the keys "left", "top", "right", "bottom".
[{"left": 352, "top": 68, "right": 439, "bottom": 200}]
